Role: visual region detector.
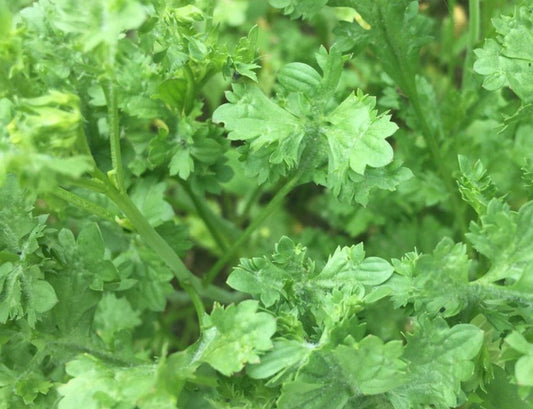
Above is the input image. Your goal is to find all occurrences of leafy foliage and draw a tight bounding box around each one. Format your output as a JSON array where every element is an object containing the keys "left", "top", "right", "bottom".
[
  {"left": 474, "top": 6, "right": 533, "bottom": 102},
  {"left": 1, "top": 0, "right": 533, "bottom": 408}
]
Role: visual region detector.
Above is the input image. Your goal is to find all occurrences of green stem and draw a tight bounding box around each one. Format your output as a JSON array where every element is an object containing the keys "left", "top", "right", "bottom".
[
  {"left": 446, "top": 0, "right": 458, "bottom": 84},
  {"left": 104, "top": 184, "right": 206, "bottom": 325},
  {"left": 102, "top": 80, "right": 126, "bottom": 193},
  {"left": 52, "top": 187, "right": 118, "bottom": 224},
  {"left": 203, "top": 175, "right": 300, "bottom": 286},
  {"left": 68, "top": 176, "right": 108, "bottom": 194},
  {"left": 59, "top": 177, "right": 242, "bottom": 305},
  {"left": 462, "top": 0, "right": 480, "bottom": 90},
  {"left": 179, "top": 180, "right": 229, "bottom": 253},
  {"left": 51, "top": 340, "right": 142, "bottom": 367}
]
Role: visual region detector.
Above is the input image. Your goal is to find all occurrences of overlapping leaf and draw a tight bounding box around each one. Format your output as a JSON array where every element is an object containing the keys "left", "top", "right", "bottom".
[{"left": 214, "top": 47, "right": 402, "bottom": 204}]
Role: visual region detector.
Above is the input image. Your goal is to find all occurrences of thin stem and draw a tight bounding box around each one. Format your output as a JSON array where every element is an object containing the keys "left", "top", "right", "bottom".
[
  {"left": 462, "top": 0, "right": 480, "bottom": 90},
  {"left": 68, "top": 177, "right": 108, "bottom": 194},
  {"left": 203, "top": 175, "right": 300, "bottom": 286},
  {"left": 102, "top": 80, "right": 125, "bottom": 193},
  {"left": 104, "top": 184, "right": 206, "bottom": 325},
  {"left": 51, "top": 340, "right": 142, "bottom": 367},
  {"left": 446, "top": 0, "right": 458, "bottom": 84},
  {"left": 52, "top": 187, "right": 118, "bottom": 224},
  {"left": 58, "top": 177, "right": 242, "bottom": 305},
  {"left": 179, "top": 180, "right": 229, "bottom": 253}
]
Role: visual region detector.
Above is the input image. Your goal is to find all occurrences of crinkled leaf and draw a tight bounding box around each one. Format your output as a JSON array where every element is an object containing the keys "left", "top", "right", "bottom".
[
  {"left": 214, "top": 48, "right": 398, "bottom": 203},
  {"left": 467, "top": 200, "right": 533, "bottom": 289},
  {"left": 385, "top": 238, "right": 472, "bottom": 317},
  {"left": 229, "top": 236, "right": 392, "bottom": 310},
  {"left": 277, "top": 336, "right": 406, "bottom": 408},
  {"left": 389, "top": 317, "right": 483, "bottom": 409},
  {"left": 197, "top": 300, "right": 276, "bottom": 376},
  {"left": 227, "top": 237, "right": 310, "bottom": 307}
]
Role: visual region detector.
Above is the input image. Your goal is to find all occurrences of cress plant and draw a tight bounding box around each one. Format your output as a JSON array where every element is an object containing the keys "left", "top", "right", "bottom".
[{"left": 0, "top": 1, "right": 532, "bottom": 408}]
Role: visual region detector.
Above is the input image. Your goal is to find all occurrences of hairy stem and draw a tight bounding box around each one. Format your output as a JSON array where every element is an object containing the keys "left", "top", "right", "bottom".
[{"left": 203, "top": 175, "right": 300, "bottom": 286}]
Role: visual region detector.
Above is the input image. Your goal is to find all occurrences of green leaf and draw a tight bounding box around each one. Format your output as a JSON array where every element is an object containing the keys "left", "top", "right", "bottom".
[
  {"left": 155, "top": 78, "right": 188, "bottom": 113},
  {"left": 115, "top": 243, "right": 174, "bottom": 313},
  {"left": 58, "top": 355, "right": 173, "bottom": 409},
  {"left": 386, "top": 238, "right": 472, "bottom": 317},
  {"left": 334, "top": 0, "right": 432, "bottom": 92},
  {"left": 130, "top": 178, "right": 174, "bottom": 227},
  {"left": 31, "top": 280, "right": 58, "bottom": 313},
  {"left": 277, "top": 63, "right": 322, "bottom": 95},
  {"left": 269, "top": 0, "right": 328, "bottom": 19},
  {"left": 506, "top": 332, "right": 533, "bottom": 387},
  {"left": 468, "top": 200, "right": 533, "bottom": 289},
  {"left": 197, "top": 300, "right": 277, "bottom": 376},
  {"left": 247, "top": 339, "right": 312, "bottom": 381},
  {"left": 277, "top": 336, "right": 406, "bottom": 408},
  {"left": 474, "top": 6, "right": 533, "bottom": 102},
  {"left": 49, "top": 224, "right": 119, "bottom": 331},
  {"left": 0, "top": 177, "right": 56, "bottom": 327},
  {"left": 94, "top": 293, "right": 141, "bottom": 345},
  {"left": 50, "top": 0, "right": 146, "bottom": 53},
  {"left": 390, "top": 317, "right": 483, "bottom": 408},
  {"left": 214, "top": 48, "right": 398, "bottom": 203}
]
